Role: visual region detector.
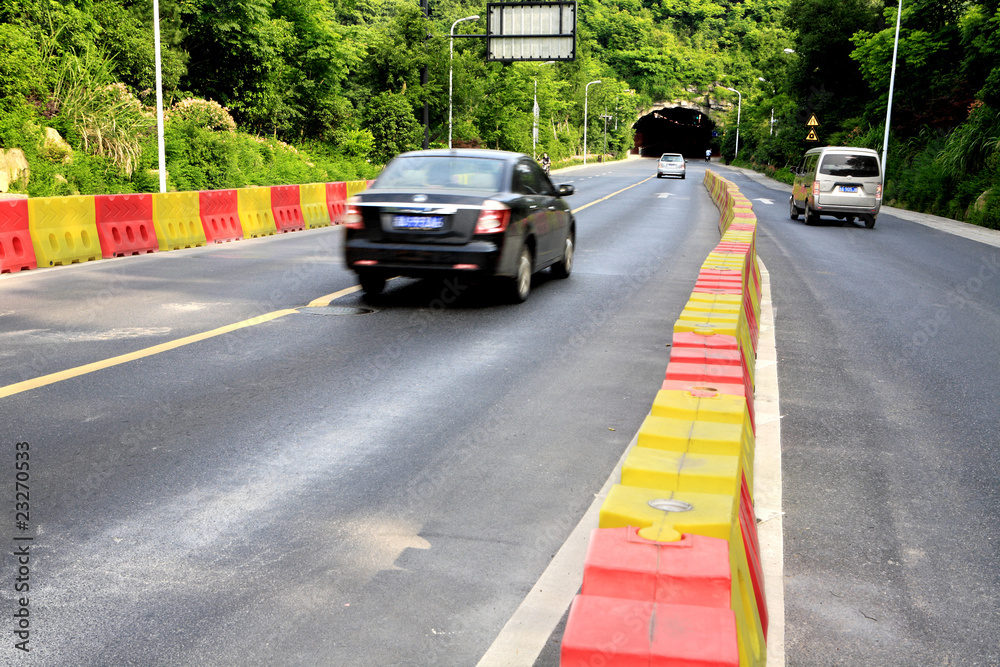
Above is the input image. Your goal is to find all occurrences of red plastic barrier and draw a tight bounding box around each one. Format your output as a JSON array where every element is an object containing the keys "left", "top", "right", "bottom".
[
  {"left": 199, "top": 189, "right": 243, "bottom": 243},
  {"left": 581, "top": 528, "right": 732, "bottom": 605},
  {"left": 739, "top": 472, "right": 768, "bottom": 638},
  {"left": 270, "top": 184, "right": 305, "bottom": 233},
  {"left": 0, "top": 198, "right": 37, "bottom": 273},
  {"left": 94, "top": 194, "right": 158, "bottom": 258},
  {"left": 326, "top": 182, "right": 347, "bottom": 224},
  {"left": 561, "top": 594, "right": 739, "bottom": 666}
]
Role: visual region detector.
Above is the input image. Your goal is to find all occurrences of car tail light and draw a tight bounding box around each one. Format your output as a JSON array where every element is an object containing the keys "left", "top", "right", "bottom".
[
  {"left": 345, "top": 197, "right": 363, "bottom": 229},
  {"left": 474, "top": 200, "right": 511, "bottom": 234},
  {"left": 812, "top": 180, "right": 820, "bottom": 197},
  {"left": 876, "top": 183, "right": 883, "bottom": 200}
]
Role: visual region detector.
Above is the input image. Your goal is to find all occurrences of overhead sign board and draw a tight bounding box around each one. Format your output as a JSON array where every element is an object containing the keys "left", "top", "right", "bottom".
[{"left": 486, "top": 2, "right": 577, "bottom": 62}]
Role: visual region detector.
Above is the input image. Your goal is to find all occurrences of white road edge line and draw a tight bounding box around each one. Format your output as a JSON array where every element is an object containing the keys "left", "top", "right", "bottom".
[{"left": 477, "top": 258, "right": 784, "bottom": 667}]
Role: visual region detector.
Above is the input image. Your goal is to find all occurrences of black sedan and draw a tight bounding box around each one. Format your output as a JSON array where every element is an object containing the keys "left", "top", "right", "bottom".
[{"left": 343, "top": 149, "right": 576, "bottom": 302}]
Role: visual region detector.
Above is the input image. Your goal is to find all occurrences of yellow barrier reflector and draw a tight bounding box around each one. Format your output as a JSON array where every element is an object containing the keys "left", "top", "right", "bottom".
[
  {"left": 299, "top": 183, "right": 330, "bottom": 229},
  {"left": 26, "top": 195, "right": 101, "bottom": 267},
  {"left": 237, "top": 187, "right": 277, "bottom": 238},
  {"left": 345, "top": 180, "right": 369, "bottom": 197},
  {"left": 150, "top": 192, "right": 207, "bottom": 251},
  {"left": 623, "top": 448, "right": 742, "bottom": 497},
  {"left": 599, "top": 486, "right": 766, "bottom": 667},
  {"left": 637, "top": 414, "right": 753, "bottom": 486}
]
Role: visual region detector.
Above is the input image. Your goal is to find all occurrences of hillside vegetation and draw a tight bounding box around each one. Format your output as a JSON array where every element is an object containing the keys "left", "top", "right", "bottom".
[{"left": 0, "top": 0, "right": 998, "bottom": 227}]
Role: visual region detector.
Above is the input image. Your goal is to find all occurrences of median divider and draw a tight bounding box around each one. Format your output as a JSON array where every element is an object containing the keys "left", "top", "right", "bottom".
[
  {"left": 0, "top": 197, "right": 37, "bottom": 273},
  {"left": 7, "top": 178, "right": 370, "bottom": 274},
  {"left": 26, "top": 195, "right": 101, "bottom": 267},
  {"left": 94, "top": 194, "right": 159, "bottom": 258},
  {"left": 561, "top": 168, "right": 767, "bottom": 666}
]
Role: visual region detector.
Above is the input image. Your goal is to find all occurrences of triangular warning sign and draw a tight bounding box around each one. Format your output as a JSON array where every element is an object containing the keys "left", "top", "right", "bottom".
[
  {"left": 805, "top": 128, "right": 820, "bottom": 141},
  {"left": 806, "top": 114, "right": 820, "bottom": 127}
]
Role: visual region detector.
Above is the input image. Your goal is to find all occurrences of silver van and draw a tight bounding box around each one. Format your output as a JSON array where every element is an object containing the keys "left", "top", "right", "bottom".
[{"left": 789, "top": 146, "right": 882, "bottom": 228}]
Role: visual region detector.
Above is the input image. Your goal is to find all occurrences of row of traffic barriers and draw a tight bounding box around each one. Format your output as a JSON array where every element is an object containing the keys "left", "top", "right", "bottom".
[
  {"left": 560, "top": 170, "right": 767, "bottom": 666},
  {"left": 0, "top": 180, "right": 373, "bottom": 274}
]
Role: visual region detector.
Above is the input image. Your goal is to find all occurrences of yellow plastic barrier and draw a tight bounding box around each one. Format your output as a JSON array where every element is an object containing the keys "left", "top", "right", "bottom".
[
  {"left": 26, "top": 195, "right": 101, "bottom": 267},
  {"left": 299, "top": 183, "right": 330, "bottom": 229},
  {"left": 636, "top": 414, "right": 754, "bottom": 493},
  {"left": 599, "top": 485, "right": 766, "bottom": 667},
  {"left": 151, "top": 192, "right": 207, "bottom": 251},
  {"left": 345, "top": 180, "right": 369, "bottom": 197},
  {"left": 622, "top": 447, "right": 741, "bottom": 497},
  {"left": 237, "top": 187, "right": 277, "bottom": 238}
]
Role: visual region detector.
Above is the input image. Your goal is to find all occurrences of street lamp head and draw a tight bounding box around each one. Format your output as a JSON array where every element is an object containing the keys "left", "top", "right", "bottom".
[
  {"left": 783, "top": 48, "right": 795, "bottom": 54},
  {"left": 757, "top": 77, "right": 767, "bottom": 82},
  {"left": 726, "top": 87, "right": 738, "bottom": 93}
]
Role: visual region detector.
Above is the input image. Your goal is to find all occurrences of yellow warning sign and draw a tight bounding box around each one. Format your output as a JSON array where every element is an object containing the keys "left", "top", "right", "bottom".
[
  {"left": 805, "top": 128, "right": 820, "bottom": 142},
  {"left": 806, "top": 114, "right": 820, "bottom": 127}
]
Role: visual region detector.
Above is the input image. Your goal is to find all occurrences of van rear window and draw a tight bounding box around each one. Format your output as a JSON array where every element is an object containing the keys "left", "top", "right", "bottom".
[{"left": 819, "top": 154, "right": 880, "bottom": 178}]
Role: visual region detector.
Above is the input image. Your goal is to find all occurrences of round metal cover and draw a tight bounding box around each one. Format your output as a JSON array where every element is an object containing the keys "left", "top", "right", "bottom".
[
  {"left": 648, "top": 499, "right": 694, "bottom": 513},
  {"left": 297, "top": 306, "right": 377, "bottom": 316}
]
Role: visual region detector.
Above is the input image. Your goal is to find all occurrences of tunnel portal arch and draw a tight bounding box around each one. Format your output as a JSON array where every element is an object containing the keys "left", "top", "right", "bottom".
[{"left": 632, "top": 106, "right": 716, "bottom": 159}]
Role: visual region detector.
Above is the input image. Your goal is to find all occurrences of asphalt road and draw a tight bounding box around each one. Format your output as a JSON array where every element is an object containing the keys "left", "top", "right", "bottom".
[
  {"left": 714, "top": 165, "right": 1000, "bottom": 665},
  {"left": 0, "top": 157, "right": 724, "bottom": 665}
]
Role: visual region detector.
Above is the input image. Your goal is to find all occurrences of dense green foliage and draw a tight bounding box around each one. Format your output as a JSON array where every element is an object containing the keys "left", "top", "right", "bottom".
[{"left": 1, "top": 0, "right": 999, "bottom": 228}]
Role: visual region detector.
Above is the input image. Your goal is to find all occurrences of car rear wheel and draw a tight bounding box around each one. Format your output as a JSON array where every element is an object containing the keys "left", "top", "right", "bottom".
[
  {"left": 863, "top": 214, "right": 877, "bottom": 229},
  {"left": 507, "top": 245, "right": 533, "bottom": 303},
  {"left": 803, "top": 205, "right": 818, "bottom": 225},
  {"left": 551, "top": 236, "right": 573, "bottom": 279},
  {"left": 359, "top": 273, "right": 386, "bottom": 297},
  {"left": 789, "top": 197, "right": 800, "bottom": 220}
]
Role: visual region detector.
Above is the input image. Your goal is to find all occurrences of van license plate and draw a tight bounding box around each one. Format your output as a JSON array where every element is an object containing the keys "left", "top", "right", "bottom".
[
  {"left": 839, "top": 186, "right": 858, "bottom": 193},
  {"left": 394, "top": 215, "right": 444, "bottom": 229}
]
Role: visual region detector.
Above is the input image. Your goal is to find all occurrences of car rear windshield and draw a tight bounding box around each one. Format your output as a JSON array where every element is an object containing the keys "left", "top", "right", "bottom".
[
  {"left": 374, "top": 156, "right": 505, "bottom": 191},
  {"left": 819, "top": 154, "right": 880, "bottom": 178},
  {"left": 660, "top": 155, "right": 683, "bottom": 162}
]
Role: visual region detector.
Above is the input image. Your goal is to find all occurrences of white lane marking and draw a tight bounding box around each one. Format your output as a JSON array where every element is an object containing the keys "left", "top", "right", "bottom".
[
  {"left": 754, "top": 198, "right": 775, "bottom": 205},
  {"left": 477, "top": 258, "right": 785, "bottom": 667},
  {"left": 754, "top": 259, "right": 786, "bottom": 667},
  {"left": 658, "top": 193, "right": 676, "bottom": 198}
]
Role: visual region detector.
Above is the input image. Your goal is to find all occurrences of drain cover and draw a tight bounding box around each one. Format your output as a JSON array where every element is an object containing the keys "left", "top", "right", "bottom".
[{"left": 297, "top": 306, "right": 377, "bottom": 316}]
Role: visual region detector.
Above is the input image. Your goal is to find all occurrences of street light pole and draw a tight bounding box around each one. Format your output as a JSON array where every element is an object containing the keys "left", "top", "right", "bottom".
[
  {"left": 881, "top": 0, "right": 903, "bottom": 181},
  {"left": 583, "top": 80, "right": 601, "bottom": 165},
  {"left": 450, "top": 15, "right": 480, "bottom": 149},
  {"left": 726, "top": 87, "right": 742, "bottom": 160},
  {"left": 153, "top": 0, "right": 166, "bottom": 193}
]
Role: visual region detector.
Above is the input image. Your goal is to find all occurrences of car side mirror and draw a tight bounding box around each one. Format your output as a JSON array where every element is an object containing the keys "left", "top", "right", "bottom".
[{"left": 558, "top": 183, "right": 575, "bottom": 197}]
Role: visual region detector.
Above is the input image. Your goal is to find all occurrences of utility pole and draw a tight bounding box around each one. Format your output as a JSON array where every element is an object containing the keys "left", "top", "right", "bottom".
[{"left": 421, "top": 0, "right": 429, "bottom": 149}]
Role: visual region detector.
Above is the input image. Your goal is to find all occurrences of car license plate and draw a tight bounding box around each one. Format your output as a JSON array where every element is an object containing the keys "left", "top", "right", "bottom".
[
  {"left": 393, "top": 215, "right": 444, "bottom": 230},
  {"left": 840, "top": 186, "right": 858, "bottom": 193}
]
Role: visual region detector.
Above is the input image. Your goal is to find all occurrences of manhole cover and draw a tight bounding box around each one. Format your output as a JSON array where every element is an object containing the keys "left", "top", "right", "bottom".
[{"left": 297, "top": 306, "right": 377, "bottom": 316}]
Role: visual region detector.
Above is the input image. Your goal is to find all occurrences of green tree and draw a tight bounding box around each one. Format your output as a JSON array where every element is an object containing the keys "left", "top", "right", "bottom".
[{"left": 362, "top": 91, "right": 422, "bottom": 164}]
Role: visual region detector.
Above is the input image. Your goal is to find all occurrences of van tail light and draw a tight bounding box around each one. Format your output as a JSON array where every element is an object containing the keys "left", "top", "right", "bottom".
[
  {"left": 474, "top": 200, "right": 511, "bottom": 234},
  {"left": 876, "top": 183, "right": 883, "bottom": 200},
  {"left": 345, "top": 197, "right": 364, "bottom": 229},
  {"left": 812, "top": 180, "right": 820, "bottom": 197}
]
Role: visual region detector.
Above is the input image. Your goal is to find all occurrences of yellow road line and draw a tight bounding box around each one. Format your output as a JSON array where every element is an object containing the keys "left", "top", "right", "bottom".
[
  {"left": 306, "top": 285, "right": 364, "bottom": 308},
  {"left": 572, "top": 176, "right": 655, "bottom": 214},
  {"left": 0, "top": 309, "right": 301, "bottom": 400}
]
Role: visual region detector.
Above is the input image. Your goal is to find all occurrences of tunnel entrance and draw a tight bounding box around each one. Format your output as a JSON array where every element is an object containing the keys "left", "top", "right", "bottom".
[{"left": 633, "top": 106, "right": 715, "bottom": 159}]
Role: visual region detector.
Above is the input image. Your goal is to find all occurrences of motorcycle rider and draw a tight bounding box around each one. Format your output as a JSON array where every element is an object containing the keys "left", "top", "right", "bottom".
[
  {"left": 705, "top": 148, "right": 712, "bottom": 162},
  {"left": 540, "top": 152, "right": 551, "bottom": 174}
]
